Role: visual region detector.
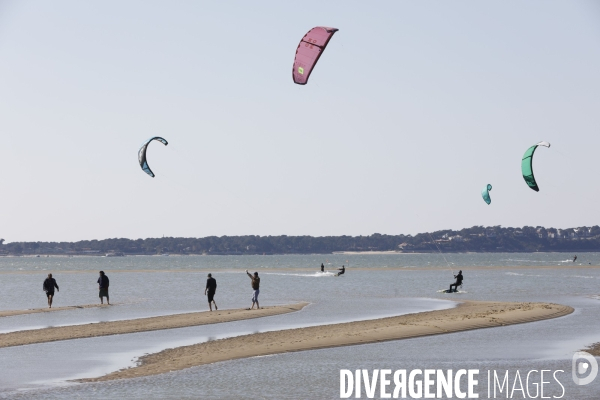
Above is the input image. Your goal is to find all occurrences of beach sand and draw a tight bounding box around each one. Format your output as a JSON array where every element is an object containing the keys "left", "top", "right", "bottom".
[
  {"left": 81, "top": 300, "right": 572, "bottom": 382},
  {"left": 0, "top": 304, "right": 110, "bottom": 318},
  {"left": 0, "top": 303, "right": 308, "bottom": 348}
]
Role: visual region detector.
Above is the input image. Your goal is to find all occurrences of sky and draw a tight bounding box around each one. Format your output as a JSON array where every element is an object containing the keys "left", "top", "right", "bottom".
[{"left": 0, "top": 0, "right": 599, "bottom": 242}]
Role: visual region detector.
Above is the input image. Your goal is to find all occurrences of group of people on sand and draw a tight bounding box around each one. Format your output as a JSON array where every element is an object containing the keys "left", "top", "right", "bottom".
[
  {"left": 204, "top": 270, "right": 261, "bottom": 312},
  {"left": 42, "top": 271, "right": 110, "bottom": 308},
  {"left": 43, "top": 269, "right": 260, "bottom": 312},
  {"left": 320, "top": 263, "right": 345, "bottom": 276}
]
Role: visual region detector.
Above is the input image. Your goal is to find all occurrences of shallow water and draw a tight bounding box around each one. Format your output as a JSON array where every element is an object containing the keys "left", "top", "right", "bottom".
[
  {"left": 1, "top": 253, "right": 600, "bottom": 399},
  {"left": 2, "top": 252, "right": 598, "bottom": 274}
]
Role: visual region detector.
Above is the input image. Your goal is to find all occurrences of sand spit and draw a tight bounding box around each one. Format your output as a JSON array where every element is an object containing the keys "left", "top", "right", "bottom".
[
  {"left": 584, "top": 342, "right": 600, "bottom": 357},
  {"left": 0, "top": 303, "right": 308, "bottom": 348},
  {"left": 81, "top": 301, "right": 573, "bottom": 382},
  {"left": 0, "top": 304, "right": 110, "bottom": 318}
]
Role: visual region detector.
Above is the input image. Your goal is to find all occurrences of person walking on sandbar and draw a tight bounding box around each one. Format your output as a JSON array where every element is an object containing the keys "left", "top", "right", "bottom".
[
  {"left": 97, "top": 271, "right": 110, "bottom": 305},
  {"left": 245, "top": 269, "right": 260, "bottom": 309},
  {"left": 43, "top": 273, "right": 59, "bottom": 308},
  {"left": 205, "top": 273, "right": 218, "bottom": 311}
]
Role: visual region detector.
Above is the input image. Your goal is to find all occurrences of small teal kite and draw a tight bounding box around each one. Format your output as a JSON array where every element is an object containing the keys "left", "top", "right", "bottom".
[{"left": 481, "top": 184, "right": 492, "bottom": 205}]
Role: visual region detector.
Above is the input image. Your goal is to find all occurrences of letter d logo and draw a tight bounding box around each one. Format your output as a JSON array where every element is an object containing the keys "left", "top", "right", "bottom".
[{"left": 572, "top": 351, "right": 598, "bottom": 385}]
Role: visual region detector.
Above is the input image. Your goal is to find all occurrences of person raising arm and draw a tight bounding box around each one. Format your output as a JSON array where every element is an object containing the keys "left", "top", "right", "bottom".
[{"left": 245, "top": 270, "right": 260, "bottom": 310}]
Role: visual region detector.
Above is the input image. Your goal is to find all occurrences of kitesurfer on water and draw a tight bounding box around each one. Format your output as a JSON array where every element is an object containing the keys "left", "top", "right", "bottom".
[
  {"left": 448, "top": 270, "right": 463, "bottom": 293},
  {"left": 336, "top": 265, "right": 345, "bottom": 276},
  {"left": 573, "top": 255, "right": 577, "bottom": 263}
]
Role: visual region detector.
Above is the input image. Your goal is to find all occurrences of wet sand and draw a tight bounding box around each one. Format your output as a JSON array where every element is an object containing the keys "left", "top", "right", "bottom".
[
  {"left": 0, "top": 303, "right": 308, "bottom": 348},
  {"left": 0, "top": 304, "right": 110, "bottom": 318},
  {"left": 81, "top": 300, "right": 573, "bottom": 382}
]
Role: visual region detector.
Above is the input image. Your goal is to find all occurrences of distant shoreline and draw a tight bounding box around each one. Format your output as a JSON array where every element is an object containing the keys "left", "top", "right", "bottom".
[
  {"left": 2, "top": 226, "right": 599, "bottom": 256},
  {"left": 1, "top": 250, "right": 598, "bottom": 258}
]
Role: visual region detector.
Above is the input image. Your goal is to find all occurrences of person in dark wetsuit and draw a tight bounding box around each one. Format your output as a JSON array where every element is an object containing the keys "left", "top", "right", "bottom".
[
  {"left": 97, "top": 271, "right": 110, "bottom": 305},
  {"left": 448, "top": 270, "right": 463, "bottom": 292},
  {"left": 43, "top": 273, "right": 59, "bottom": 308},
  {"left": 573, "top": 255, "right": 577, "bottom": 263},
  {"left": 336, "top": 265, "right": 345, "bottom": 276},
  {"left": 320, "top": 263, "right": 325, "bottom": 273},
  {"left": 205, "top": 273, "right": 218, "bottom": 311}
]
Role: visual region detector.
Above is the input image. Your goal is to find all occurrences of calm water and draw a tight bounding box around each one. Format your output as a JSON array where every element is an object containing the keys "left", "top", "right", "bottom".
[{"left": 1, "top": 253, "right": 600, "bottom": 399}]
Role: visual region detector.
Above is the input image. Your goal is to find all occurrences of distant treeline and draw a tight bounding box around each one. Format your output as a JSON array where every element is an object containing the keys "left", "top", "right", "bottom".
[{"left": 2, "top": 226, "right": 600, "bottom": 256}]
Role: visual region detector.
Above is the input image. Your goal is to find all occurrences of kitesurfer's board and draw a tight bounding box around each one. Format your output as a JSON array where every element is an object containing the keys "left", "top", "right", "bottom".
[{"left": 437, "top": 289, "right": 467, "bottom": 293}]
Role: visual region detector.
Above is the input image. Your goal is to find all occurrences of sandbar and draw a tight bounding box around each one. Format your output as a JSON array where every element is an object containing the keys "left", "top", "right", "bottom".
[
  {"left": 0, "top": 303, "right": 308, "bottom": 348},
  {"left": 82, "top": 300, "right": 573, "bottom": 382},
  {"left": 0, "top": 304, "right": 110, "bottom": 318},
  {"left": 584, "top": 342, "right": 600, "bottom": 357}
]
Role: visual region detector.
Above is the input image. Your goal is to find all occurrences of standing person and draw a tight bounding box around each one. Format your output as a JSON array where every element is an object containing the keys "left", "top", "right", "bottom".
[
  {"left": 97, "top": 271, "right": 110, "bottom": 305},
  {"left": 448, "top": 270, "right": 463, "bottom": 293},
  {"left": 42, "top": 273, "right": 59, "bottom": 308},
  {"left": 320, "top": 263, "right": 325, "bottom": 273},
  {"left": 245, "top": 269, "right": 260, "bottom": 309},
  {"left": 205, "top": 273, "right": 218, "bottom": 311},
  {"left": 336, "top": 265, "right": 345, "bottom": 276}
]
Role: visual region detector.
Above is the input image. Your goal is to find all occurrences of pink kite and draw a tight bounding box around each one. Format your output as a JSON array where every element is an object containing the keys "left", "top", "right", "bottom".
[{"left": 292, "top": 26, "right": 339, "bottom": 85}]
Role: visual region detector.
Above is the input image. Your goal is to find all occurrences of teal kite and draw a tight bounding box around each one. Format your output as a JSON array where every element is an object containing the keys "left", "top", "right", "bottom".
[
  {"left": 138, "top": 137, "right": 168, "bottom": 178},
  {"left": 481, "top": 184, "right": 492, "bottom": 205},
  {"left": 521, "top": 141, "right": 550, "bottom": 192}
]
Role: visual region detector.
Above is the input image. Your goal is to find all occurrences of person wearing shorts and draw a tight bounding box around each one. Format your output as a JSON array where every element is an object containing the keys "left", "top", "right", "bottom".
[
  {"left": 205, "top": 273, "right": 218, "bottom": 311},
  {"left": 97, "top": 270, "right": 110, "bottom": 305},
  {"left": 245, "top": 270, "right": 260, "bottom": 309},
  {"left": 43, "top": 273, "right": 59, "bottom": 308}
]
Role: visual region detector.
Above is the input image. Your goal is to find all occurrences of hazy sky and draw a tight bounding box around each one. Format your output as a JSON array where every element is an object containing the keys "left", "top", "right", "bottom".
[{"left": 1, "top": 1, "right": 599, "bottom": 242}]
